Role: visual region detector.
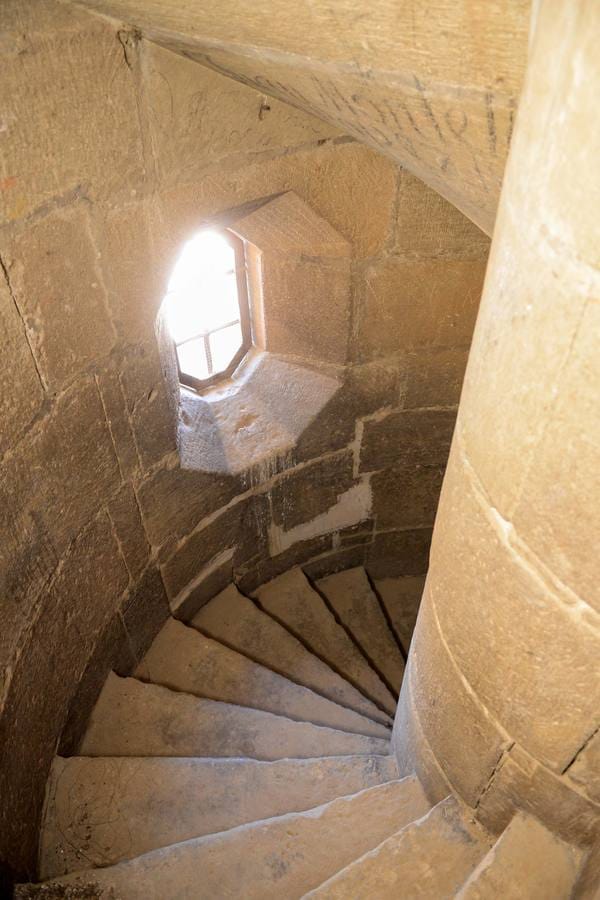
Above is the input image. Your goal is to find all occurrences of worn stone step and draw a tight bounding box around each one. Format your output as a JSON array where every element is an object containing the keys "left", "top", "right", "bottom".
[
  {"left": 304, "top": 796, "right": 490, "bottom": 898},
  {"left": 79, "top": 674, "right": 391, "bottom": 760},
  {"left": 317, "top": 567, "right": 405, "bottom": 695},
  {"left": 374, "top": 575, "right": 425, "bottom": 653},
  {"left": 48, "top": 777, "right": 430, "bottom": 899},
  {"left": 135, "top": 618, "right": 390, "bottom": 739},
  {"left": 456, "top": 812, "right": 582, "bottom": 899},
  {"left": 40, "top": 754, "right": 399, "bottom": 878},
  {"left": 255, "top": 568, "right": 397, "bottom": 716},
  {"left": 191, "top": 584, "right": 391, "bottom": 726}
]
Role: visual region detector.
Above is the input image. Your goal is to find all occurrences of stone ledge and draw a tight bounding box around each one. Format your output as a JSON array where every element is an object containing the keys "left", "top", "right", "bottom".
[{"left": 178, "top": 351, "right": 341, "bottom": 475}]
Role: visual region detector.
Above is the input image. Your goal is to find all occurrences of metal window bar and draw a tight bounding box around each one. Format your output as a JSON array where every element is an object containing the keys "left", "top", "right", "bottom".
[{"left": 175, "top": 230, "right": 252, "bottom": 392}]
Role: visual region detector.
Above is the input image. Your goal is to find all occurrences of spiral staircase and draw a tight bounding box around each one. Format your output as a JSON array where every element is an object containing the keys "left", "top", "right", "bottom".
[{"left": 30, "top": 566, "right": 586, "bottom": 898}]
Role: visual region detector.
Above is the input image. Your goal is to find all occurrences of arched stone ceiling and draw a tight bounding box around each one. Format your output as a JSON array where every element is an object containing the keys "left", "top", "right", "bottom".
[{"left": 73, "top": 0, "right": 531, "bottom": 234}]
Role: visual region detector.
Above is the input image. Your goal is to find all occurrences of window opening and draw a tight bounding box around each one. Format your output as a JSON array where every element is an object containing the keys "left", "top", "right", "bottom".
[{"left": 164, "top": 228, "right": 251, "bottom": 390}]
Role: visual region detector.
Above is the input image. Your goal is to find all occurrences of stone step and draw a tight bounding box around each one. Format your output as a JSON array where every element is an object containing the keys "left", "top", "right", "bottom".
[
  {"left": 191, "top": 584, "right": 391, "bottom": 726},
  {"left": 317, "top": 567, "right": 405, "bottom": 695},
  {"left": 254, "top": 568, "right": 397, "bottom": 716},
  {"left": 135, "top": 618, "right": 390, "bottom": 739},
  {"left": 304, "top": 796, "right": 489, "bottom": 898},
  {"left": 48, "top": 778, "right": 430, "bottom": 899},
  {"left": 79, "top": 674, "right": 391, "bottom": 760},
  {"left": 374, "top": 575, "right": 425, "bottom": 653},
  {"left": 456, "top": 812, "right": 582, "bottom": 899},
  {"left": 40, "top": 754, "right": 399, "bottom": 878}
]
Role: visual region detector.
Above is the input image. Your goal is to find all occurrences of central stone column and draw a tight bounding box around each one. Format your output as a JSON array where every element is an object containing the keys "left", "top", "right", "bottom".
[{"left": 394, "top": 0, "right": 600, "bottom": 847}]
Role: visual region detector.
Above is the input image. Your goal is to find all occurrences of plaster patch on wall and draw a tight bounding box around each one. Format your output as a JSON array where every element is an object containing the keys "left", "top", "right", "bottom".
[{"left": 269, "top": 479, "right": 372, "bottom": 554}]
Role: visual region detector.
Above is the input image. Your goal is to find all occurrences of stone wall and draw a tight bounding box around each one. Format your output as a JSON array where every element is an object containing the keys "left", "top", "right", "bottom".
[{"left": 0, "top": 0, "right": 488, "bottom": 880}]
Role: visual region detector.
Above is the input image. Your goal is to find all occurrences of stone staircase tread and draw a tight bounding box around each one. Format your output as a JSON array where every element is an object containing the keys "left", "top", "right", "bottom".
[
  {"left": 135, "top": 618, "right": 390, "bottom": 739},
  {"left": 317, "top": 567, "right": 405, "bottom": 695},
  {"left": 46, "top": 777, "right": 431, "bottom": 899},
  {"left": 191, "top": 584, "right": 392, "bottom": 726},
  {"left": 40, "top": 754, "right": 399, "bottom": 878},
  {"left": 78, "top": 673, "right": 391, "bottom": 760},
  {"left": 373, "top": 575, "right": 425, "bottom": 654},
  {"left": 254, "top": 568, "right": 397, "bottom": 716},
  {"left": 455, "top": 811, "right": 583, "bottom": 899},
  {"left": 303, "top": 795, "right": 490, "bottom": 898}
]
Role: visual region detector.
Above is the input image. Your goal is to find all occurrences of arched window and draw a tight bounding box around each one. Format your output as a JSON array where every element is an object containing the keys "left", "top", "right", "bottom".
[{"left": 164, "top": 229, "right": 251, "bottom": 390}]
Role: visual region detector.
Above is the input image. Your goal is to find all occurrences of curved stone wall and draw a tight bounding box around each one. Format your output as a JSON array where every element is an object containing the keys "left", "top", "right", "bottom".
[
  {"left": 395, "top": 0, "right": 600, "bottom": 848},
  {"left": 0, "top": 0, "right": 488, "bottom": 881}
]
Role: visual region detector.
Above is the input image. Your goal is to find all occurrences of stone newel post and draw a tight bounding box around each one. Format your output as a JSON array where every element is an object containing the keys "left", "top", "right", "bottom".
[{"left": 394, "top": 0, "right": 600, "bottom": 847}]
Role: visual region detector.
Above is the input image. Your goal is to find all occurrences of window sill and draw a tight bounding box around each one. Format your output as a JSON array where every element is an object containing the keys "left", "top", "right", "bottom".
[{"left": 177, "top": 350, "right": 341, "bottom": 475}]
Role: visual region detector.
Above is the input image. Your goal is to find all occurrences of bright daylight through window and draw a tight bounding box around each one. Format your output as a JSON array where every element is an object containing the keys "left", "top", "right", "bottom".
[{"left": 165, "top": 229, "right": 250, "bottom": 390}]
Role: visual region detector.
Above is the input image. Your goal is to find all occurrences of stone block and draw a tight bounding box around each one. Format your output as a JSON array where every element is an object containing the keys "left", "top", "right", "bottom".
[
  {"left": 121, "top": 567, "right": 171, "bottom": 662},
  {"left": 0, "top": 377, "right": 120, "bottom": 609},
  {"left": 294, "top": 360, "right": 401, "bottom": 463},
  {"left": 0, "top": 274, "right": 44, "bottom": 455},
  {"left": 303, "top": 545, "right": 367, "bottom": 581},
  {"left": 365, "top": 528, "right": 432, "bottom": 579},
  {"left": 118, "top": 343, "right": 177, "bottom": 473},
  {"left": 90, "top": 199, "right": 165, "bottom": 343},
  {"left": 235, "top": 191, "right": 350, "bottom": 259},
  {"left": 360, "top": 408, "right": 456, "bottom": 473},
  {"left": 142, "top": 43, "right": 340, "bottom": 188},
  {"left": 402, "top": 346, "right": 469, "bottom": 410},
  {"left": 261, "top": 256, "right": 351, "bottom": 364},
  {"left": 457, "top": 235, "right": 585, "bottom": 518},
  {"left": 356, "top": 258, "right": 486, "bottom": 361},
  {"left": 162, "top": 493, "right": 269, "bottom": 600},
  {"left": 270, "top": 451, "right": 356, "bottom": 532},
  {"left": 429, "top": 448, "right": 600, "bottom": 772},
  {"left": 172, "top": 555, "right": 234, "bottom": 621},
  {"left": 136, "top": 459, "right": 243, "bottom": 548},
  {"left": 410, "top": 591, "right": 510, "bottom": 806},
  {"left": 566, "top": 728, "right": 600, "bottom": 804},
  {"left": 476, "top": 744, "right": 600, "bottom": 848},
  {"left": 95, "top": 366, "right": 140, "bottom": 480},
  {"left": 371, "top": 462, "right": 445, "bottom": 530},
  {"left": 107, "top": 484, "right": 150, "bottom": 580},
  {"left": 0, "top": 510, "right": 128, "bottom": 877},
  {"left": 58, "top": 613, "right": 136, "bottom": 757},
  {"left": 392, "top": 168, "right": 490, "bottom": 260},
  {"left": 0, "top": 10, "right": 144, "bottom": 225},
  {"left": 4, "top": 206, "right": 115, "bottom": 389},
  {"left": 393, "top": 666, "right": 453, "bottom": 804},
  {"left": 236, "top": 534, "right": 334, "bottom": 594},
  {"left": 511, "top": 297, "right": 600, "bottom": 612}
]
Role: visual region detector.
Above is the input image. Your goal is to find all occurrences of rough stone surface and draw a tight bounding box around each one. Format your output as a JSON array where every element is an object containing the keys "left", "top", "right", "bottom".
[
  {"left": 456, "top": 812, "right": 582, "bottom": 900},
  {"left": 4, "top": 206, "right": 115, "bottom": 390},
  {"left": 317, "top": 567, "right": 404, "bottom": 695},
  {"left": 409, "top": 593, "right": 510, "bottom": 806},
  {"left": 40, "top": 754, "right": 398, "bottom": 876},
  {"left": 474, "top": 743, "right": 600, "bottom": 849},
  {"left": 136, "top": 618, "right": 390, "bottom": 737},
  {"left": 429, "top": 451, "right": 600, "bottom": 773},
  {"left": 177, "top": 353, "right": 341, "bottom": 475},
  {"left": 255, "top": 568, "right": 397, "bottom": 715},
  {"left": 360, "top": 408, "right": 456, "bottom": 473},
  {"left": 78, "top": 674, "right": 391, "bottom": 759},
  {"left": 357, "top": 259, "right": 486, "bottom": 362},
  {"left": 304, "top": 796, "right": 489, "bottom": 898},
  {"left": 50, "top": 779, "right": 429, "bottom": 899},
  {"left": 270, "top": 452, "right": 356, "bottom": 532},
  {"left": 0, "top": 273, "right": 45, "bottom": 455},
  {"left": 192, "top": 585, "right": 390, "bottom": 725},
  {"left": 374, "top": 575, "right": 425, "bottom": 652}
]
